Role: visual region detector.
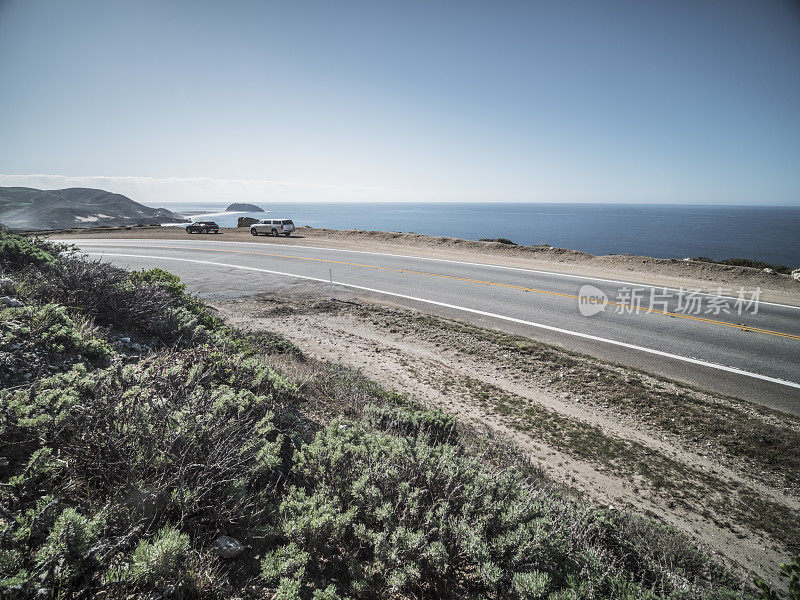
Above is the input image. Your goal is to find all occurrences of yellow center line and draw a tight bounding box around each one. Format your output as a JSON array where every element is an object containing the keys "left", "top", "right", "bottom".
[{"left": 146, "top": 244, "right": 800, "bottom": 341}]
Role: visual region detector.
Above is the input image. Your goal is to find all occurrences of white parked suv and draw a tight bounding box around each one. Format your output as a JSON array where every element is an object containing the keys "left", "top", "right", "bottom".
[{"left": 250, "top": 218, "right": 295, "bottom": 237}]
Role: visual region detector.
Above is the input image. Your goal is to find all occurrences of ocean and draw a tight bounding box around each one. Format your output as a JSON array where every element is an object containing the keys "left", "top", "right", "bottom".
[{"left": 159, "top": 202, "right": 800, "bottom": 267}]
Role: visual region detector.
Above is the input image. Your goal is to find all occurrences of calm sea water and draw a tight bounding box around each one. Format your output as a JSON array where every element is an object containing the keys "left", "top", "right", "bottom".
[{"left": 160, "top": 202, "right": 800, "bottom": 267}]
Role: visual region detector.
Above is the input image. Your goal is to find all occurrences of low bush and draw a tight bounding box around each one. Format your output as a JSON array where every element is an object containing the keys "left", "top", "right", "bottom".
[
  {"left": 237, "top": 328, "right": 305, "bottom": 358},
  {"left": 363, "top": 403, "right": 456, "bottom": 444},
  {"left": 0, "top": 303, "right": 111, "bottom": 386},
  {"left": 34, "top": 507, "right": 105, "bottom": 592},
  {"left": 0, "top": 348, "right": 297, "bottom": 597},
  {"left": 479, "top": 238, "right": 518, "bottom": 245},
  {"left": 755, "top": 556, "right": 800, "bottom": 600},
  {"left": 0, "top": 234, "right": 62, "bottom": 270},
  {"left": 129, "top": 267, "right": 223, "bottom": 331},
  {"left": 693, "top": 256, "right": 791, "bottom": 274},
  {"left": 262, "top": 421, "right": 730, "bottom": 599},
  {"left": 21, "top": 257, "right": 212, "bottom": 346}
]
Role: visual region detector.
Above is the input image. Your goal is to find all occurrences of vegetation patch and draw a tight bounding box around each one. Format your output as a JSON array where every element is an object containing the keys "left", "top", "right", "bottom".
[
  {"left": 692, "top": 257, "right": 792, "bottom": 275},
  {"left": 455, "top": 375, "right": 800, "bottom": 553},
  {"left": 358, "top": 306, "right": 800, "bottom": 493}
]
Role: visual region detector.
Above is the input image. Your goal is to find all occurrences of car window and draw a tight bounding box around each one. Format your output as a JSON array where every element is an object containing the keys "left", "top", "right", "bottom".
[{"left": 282, "top": 220, "right": 294, "bottom": 225}]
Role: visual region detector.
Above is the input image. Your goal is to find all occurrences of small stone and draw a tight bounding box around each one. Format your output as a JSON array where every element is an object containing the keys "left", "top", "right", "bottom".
[
  {"left": 0, "top": 296, "right": 23, "bottom": 308},
  {"left": 763, "top": 268, "right": 774, "bottom": 274},
  {"left": 792, "top": 268, "right": 800, "bottom": 282},
  {"left": 131, "top": 343, "right": 142, "bottom": 352},
  {"left": 119, "top": 337, "right": 131, "bottom": 344},
  {"left": 211, "top": 535, "right": 245, "bottom": 559},
  {"left": 0, "top": 277, "right": 14, "bottom": 294}
]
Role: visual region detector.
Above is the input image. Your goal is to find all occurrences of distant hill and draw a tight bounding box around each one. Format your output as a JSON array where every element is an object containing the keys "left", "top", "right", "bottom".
[
  {"left": 0, "top": 187, "right": 182, "bottom": 230},
  {"left": 226, "top": 203, "right": 265, "bottom": 212}
]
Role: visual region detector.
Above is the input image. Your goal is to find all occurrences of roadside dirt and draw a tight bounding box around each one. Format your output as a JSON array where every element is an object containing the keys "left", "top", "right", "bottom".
[
  {"left": 48, "top": 225, "right": 800, "bottom": 306},
  {"left": 215, "top": 291, "right": 799, "bottom": 585}
]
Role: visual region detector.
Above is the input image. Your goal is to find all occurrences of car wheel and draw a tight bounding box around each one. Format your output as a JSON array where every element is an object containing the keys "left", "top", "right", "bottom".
[
  {"left": 271, "top": 229, "right": 278, "bottom": 236},
  {"left": 284, "top": 232, "right": 291, "bottom": 236},
  {"left": 251, "top": 229, "right": 258, "bottom": 236}
]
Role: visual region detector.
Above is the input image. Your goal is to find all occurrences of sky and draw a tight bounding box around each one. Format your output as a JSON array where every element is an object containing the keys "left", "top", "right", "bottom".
[{"left": 0, "top": 0, "right": 799, "bottom": 205}]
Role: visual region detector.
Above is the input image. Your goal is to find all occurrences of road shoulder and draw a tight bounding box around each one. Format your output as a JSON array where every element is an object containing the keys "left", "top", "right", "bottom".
[{"left": 214, "top": 292, "right": 800, "bottom": 585}]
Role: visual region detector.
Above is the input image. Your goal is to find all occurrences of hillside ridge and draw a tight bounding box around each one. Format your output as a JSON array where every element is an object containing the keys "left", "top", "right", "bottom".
[{"left": 0, "top": 186, "right": 181, "bottom": 230}]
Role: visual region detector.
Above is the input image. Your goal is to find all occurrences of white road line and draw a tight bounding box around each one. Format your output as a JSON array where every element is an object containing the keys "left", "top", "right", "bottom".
[
  {"left": 73, "top": 238, "right": 800, "bottom": 310},
  {"left": 88, "top": 251, "right": 800, "bottom": 390}
]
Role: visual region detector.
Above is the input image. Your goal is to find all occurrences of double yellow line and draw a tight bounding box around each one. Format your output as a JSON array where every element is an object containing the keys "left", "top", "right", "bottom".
[{"left": 157, "top": 244, "right": 800, "bottom": 342}]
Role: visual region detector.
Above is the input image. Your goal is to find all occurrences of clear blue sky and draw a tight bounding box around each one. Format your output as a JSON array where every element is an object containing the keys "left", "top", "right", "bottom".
[{"left": 1, "top": 0, "right": 798, "bottom": 204}]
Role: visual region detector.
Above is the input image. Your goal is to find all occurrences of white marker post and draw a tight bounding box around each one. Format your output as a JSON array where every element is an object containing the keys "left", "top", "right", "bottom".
[{"left": 329, "top": 268, "right": 334, "bottom": 300}]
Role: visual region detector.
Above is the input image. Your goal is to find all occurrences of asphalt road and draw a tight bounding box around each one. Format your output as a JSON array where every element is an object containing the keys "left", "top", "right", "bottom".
[{"left": 71, "top": 237, "right": 800, "bottom": 414}]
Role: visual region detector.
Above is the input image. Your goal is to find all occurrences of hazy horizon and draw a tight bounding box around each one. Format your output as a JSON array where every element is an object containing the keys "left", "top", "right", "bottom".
[{"left": 1, "top": 1, "right": 799, "bottom": 206}]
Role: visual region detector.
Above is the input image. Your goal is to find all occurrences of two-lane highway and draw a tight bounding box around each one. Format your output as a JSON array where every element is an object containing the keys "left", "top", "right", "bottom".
[{"left": 71, "top": 238, "right": 800, "bottom": 413}]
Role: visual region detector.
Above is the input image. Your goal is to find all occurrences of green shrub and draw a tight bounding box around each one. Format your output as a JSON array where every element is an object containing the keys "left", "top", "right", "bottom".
[
  {"left": 3, "top": 348, "right": 291, "bottom": 533},
  {"left": 0, "top": 232, "right": 60, "bottom": 270},
  {"left": 512, "top": 570, "right": 550, "bottom": 599},
  {"left": 127, "top": 524, "right": 190, "bottom": 587},
  {"left": 755, "top": 555, "right": 800, "bottom": 600},
  {"left": 694, "top": 256, "right": 791, "bottom": 274},
  {"left": 363, "top": 403, "right": 456, "bottom": 444},
  {"left": 237, "top": 328, "right": 304, "bottom": 358},
  {"left": 274, "top": 576, "right": 303, "bottom": 600},
  {"left": 0, "top": 303, "right": 111, "bottom": 385},
  {"left": 268, "top": 421, "right": 598, "bottom": 597},
  {"left": 20, "top": 257, "right": 212, "bottom": 346},
  {"left": 479, "top": 238, "right": 518, "bottom": 245},
  {"left": 261, "top": 542, "right": 310, "bottom": 586},
  {"left": 35, "top": 507, "right": 104, "bottom": 591},
  {"left": 130, "top": 267, "right": 223, "bottom": 331},
  {"left": 312, "top": 584, "right": 344, "bottom": 600}
]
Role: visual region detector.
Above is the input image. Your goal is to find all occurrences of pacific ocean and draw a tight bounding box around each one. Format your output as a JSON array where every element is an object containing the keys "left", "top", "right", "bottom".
[{"left": 160, "top": 202, "right": 800, "bottom": 267}]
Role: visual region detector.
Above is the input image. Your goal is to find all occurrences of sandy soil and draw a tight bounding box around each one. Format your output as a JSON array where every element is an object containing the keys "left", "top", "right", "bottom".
[
  {"left": 48, "top": 225, "right": 800, "bottom": 306},
  {"left": 215, "top": 292, "right": 799, "bottom": 585}
]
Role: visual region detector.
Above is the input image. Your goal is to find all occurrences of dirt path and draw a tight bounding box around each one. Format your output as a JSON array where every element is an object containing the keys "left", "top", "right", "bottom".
[{"left": 215, "top": 293, "right": 799, "bottom": 585}]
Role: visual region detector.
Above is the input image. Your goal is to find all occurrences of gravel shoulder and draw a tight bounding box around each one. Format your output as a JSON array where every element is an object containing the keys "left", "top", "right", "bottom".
[
  {"left": 215, "top": 291, "right": 800, "bottom": 585},
  {"left": 48, "top": 225, "right": 800, "bottom": 306}
]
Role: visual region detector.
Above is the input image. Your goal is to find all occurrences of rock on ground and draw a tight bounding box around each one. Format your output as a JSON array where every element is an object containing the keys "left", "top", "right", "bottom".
[{"left": 210, "top": 535, "right": 245, "bottom": 559}]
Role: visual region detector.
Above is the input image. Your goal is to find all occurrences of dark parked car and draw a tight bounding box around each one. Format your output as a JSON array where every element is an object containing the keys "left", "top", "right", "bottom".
[{"left": 185, "top": 221, "right": 220, "bottom": 234}]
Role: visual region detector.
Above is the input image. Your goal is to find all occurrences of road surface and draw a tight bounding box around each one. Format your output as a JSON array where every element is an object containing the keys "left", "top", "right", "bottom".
[{"left": 70, "top": 237, "right": 800, "bottom": 414}]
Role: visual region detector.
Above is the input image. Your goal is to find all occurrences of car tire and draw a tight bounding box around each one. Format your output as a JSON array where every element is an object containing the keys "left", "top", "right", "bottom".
[
  {"left": 284, "top": 232, "right": 291, "bottom": 236},
  {"left": 271, "top": 229, "right": 278, "bottom": 236},
  {"left": 251, "top": 229, "right": 258, "bottom": 236}
]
